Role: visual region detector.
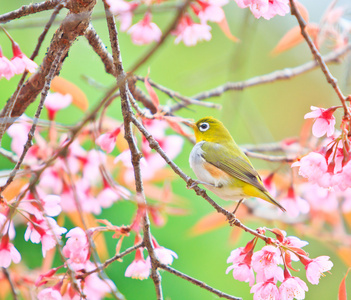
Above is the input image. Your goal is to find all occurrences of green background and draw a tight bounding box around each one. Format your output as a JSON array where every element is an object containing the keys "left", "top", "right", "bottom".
[{"left": 0, "top": 0, "right": 350, "bottom": 299}]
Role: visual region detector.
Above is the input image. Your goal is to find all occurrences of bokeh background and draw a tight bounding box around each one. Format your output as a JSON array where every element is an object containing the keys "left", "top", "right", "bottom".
[{"left": 1, "top": 0, "right": 351, "bottom": 299}]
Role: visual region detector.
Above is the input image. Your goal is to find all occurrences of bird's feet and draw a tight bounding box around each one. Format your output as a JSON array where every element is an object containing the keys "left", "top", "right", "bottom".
[
  {"left": 187, "top": 180, "right": 222, "bottom": 189},
  {"left": 227, "top": 213, "right": 238, "bottom": 226}
]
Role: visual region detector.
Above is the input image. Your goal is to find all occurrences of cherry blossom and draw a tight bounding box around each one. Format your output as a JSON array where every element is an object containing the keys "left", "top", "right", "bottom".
[
  {"left": 291, "top": 152, "right": 328, "bottom": 185},
  {"left": 0, "top": 213, "right": 16, "bottom": 240},
  {"left": 125, "top": 247, "right": 151, "bottom": 280},
  {"left": 128, "top": 13, "right": 162, "bottom": 45},
  {"left": 279, "top": 187, "right": 310, "bottom": 218},
  {"left": 19, "top": 191, "right": 62, "bottom": 219},
  {"left": 279, "top": 276, "right": 308, "bottom": 300},
  {"left": 24, "top": 216, "right": 67, "bottom": 257},
  {"left": 96, "top": 127, "right": 121, "bottom": 153},
  {"left": 234, "top": 0, "right": 289, "bottom": 20},
  {"left": 0, "top": 46, "right": 16, "bottom": 80},
  {"left": 11, "top": 42, "right": 38, "bottom": 74},
  {"left": 44, "top": 92, "right": 72, "bottom": 120},
  {"left": 226, "top": 241, "right": 256, "bottom": 286},
  {"left": 192, "top": 0, "right": 228, "bottom": 23},
  {"left": 251, "top": 245, "right": 283, "bottom": 282},
  {"left": 173, "top": 14, "right": 212, "bottom": 46},
  {"left": 304, "top": 106, "right": 336, "bottom": 138},
  {"left": 7, "top": 116, "right": 32, "bottom": 156},
  {"left": 37, "top": 287, "right": 62, "bottom": 300},
  {"left": 147, "top": 237, "right": 178, "bottom": 265},
  {"left": 302, "top": 256, "right": 333, "bottom": 285},
  {"left": 250, "top": 279, "right": 280, "bottom": 300},
  {"left": 302, "top": 183, "right": 339, "bottom": 212},
  {"left": 0, "top": 235, "right": 21, "bottom": 268},
  {"left": 63, "top": 227, "right": 90, "bottom": 268}
]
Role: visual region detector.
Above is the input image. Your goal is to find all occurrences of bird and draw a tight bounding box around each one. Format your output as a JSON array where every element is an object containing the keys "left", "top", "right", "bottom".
[{"left": 187, "top": 116, "right": 286, "bottom": 213}]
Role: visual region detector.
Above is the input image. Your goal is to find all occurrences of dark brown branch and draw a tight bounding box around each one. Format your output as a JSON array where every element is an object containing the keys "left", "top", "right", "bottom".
[
  {"left": 0, "top": 0, "right": 63, "bottom": 24},
  {"left": 84, "top": 23, "right": 116, "bottom": 76},
  {"left": 289, "top": 0, "right": 350, "bottom": 117},
  {"left": 158, "top": 264, "right": 242, "bottom": 300}
]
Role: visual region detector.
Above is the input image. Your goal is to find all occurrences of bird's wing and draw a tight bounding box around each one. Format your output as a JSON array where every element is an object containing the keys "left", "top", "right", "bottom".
[{"left": 201, "top": 142, "right": 266, "bottom": 193}]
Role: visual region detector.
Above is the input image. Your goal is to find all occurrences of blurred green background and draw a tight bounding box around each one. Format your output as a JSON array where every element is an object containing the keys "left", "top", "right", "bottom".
[{"left": 1, "top": 0, "right": 351, "bottom": 299}]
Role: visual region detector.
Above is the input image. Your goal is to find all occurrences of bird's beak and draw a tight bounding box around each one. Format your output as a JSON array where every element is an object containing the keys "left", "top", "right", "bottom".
[{"left": 183, "top": 119, "right": 196, "bottom": 129}]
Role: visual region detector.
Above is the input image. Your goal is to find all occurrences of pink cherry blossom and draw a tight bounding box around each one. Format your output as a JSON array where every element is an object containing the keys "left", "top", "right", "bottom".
[
  {"left": 83, "top": 262, "right": 116, "bottom": 299},
  {"left": 291, "top": 152, "right": 328, "bottom": 185},
  {"left": 125, "top": 248, "right": 151, "bottom": 280},
  {"left": 226, "top": 243, "right": 256, "bottom": 286},
  {"left": 128, "top": 13, "right": 162, "bottom": 45},
  {"left": 24, "top": 216, "right": 67, "bottom": 257},
  {"left": 96, "top": 187, "right": 121, "bottom": 208},
  {"left": 44, "top": 92, "right": 72, "bottom": 120},
  {"left": 281, "top": 233, "right": 308, "bottom": 262},
  {"left": 304, "top": 106, "right": 336, "bottom": 138},
  {"left": 279, "top": 276, "right": 308, "bottom": 300},
  {"left": 332, "top": 161, "right": 351, "bottom": 191},
  {"left": 0, "top": 235, "right": 21, "bottom": 268},
  {"left": 173, "top": 14, "right": 212, "bottom": 46},
  {"left": 7, "top": 116, "right": 32, "bottom": 156},
  {"left": 251, "top": 245, "right": 284, "bottom": 282},
  {"left": 96, "top": 127, "right": 121, "bottom": 153},
  {"left": 0, "top": 213, "right": 16, "bottom": 240},
  {"left": 303, "top": 256, "right": 333, "bottom": 285},
  {"left": 19, "top": 191, "right": 62, "bottom": 219},
  {"left": 234, "top": 0, "right": 289, "bottom": 20},
  {"left": 250, "top": 279, "right": 280, "bottom": 300},
  {"left": 0, "top": 46, "right": 16, "bottom": 80},
  {"left": 63, "top": 227, "right": 90, "bottom": 268},
  {"left": 11, "top": 42, "right": 38, "bottom": 74},
  {"left": 147, "top": 237, "right": 178, "bottom": 265},
  {"left": 194, "top": 0, "right": 228, "bottom": 23},
  {"left": 38, "top": 287, "right": 62, "bottom": 300},
  {"left": 279, "top": 187, "right": 310, "bottom": 218},
  {"left": 302, "top": 183, "right": 339, "bottom": 212}
]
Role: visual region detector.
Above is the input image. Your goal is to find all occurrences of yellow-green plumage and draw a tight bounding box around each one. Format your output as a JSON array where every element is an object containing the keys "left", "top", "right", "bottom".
[{"left": 189, "top": 117, "right": 285, "bottom": 212}]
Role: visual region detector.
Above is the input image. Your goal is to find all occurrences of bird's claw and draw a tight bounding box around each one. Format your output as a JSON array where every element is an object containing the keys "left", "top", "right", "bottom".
[
  {"left": 227, "top": 214, "right": 238, "bottom": 226},
  {"left": 187, "top": 180, "right": 199, "bottom": 189}
]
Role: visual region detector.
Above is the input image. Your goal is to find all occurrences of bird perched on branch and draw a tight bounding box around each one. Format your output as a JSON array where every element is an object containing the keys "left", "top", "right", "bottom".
[{"left": 187, "top": 116, "right": 286, "bottom": 213}]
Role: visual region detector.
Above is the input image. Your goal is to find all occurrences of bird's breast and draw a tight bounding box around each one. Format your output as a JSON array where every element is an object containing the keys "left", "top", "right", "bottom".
[{"left": 189, "top": 142, "right": 246, "bottom": 201}]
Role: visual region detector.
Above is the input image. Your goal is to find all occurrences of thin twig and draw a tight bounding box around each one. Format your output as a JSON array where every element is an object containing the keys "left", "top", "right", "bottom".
[
  {"left": 103, "top": 2, "right": 163, "bottom": 299},
  {"left": 0, "top": 0, "right": 63, "bottom": 24},
  {"left": 168, "top": 43, "right": 351, "bottom": 112},
  {"left": 134, "top": 75, "right": 222, "bottom": 110},
  {"left": 289, "top": 0, "right": 350, "bottom": 118},
  {"left": 2, "top": 268, "right": 19, "bottom": 300},
  {"left": 158, "top": 264, "right": 242, "bottom": 300},
  {"left": 77, "top": 242, "right": 144, "bottom": 279}
]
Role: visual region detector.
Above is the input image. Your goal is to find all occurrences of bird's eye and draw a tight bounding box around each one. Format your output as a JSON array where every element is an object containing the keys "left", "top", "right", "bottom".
[{"left": 199, "top": 122, "right": 210, "bottom": 132}]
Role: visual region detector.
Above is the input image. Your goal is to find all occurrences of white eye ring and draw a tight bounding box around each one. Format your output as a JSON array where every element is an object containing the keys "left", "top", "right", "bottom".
[{"left": 199, "top": 122, "right": 210, "bottom": 132}]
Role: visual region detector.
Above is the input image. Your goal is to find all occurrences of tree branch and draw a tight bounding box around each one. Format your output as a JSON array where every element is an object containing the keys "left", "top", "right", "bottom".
[{"left": 158, "top": 264, "right": 242, "bottom": 300}]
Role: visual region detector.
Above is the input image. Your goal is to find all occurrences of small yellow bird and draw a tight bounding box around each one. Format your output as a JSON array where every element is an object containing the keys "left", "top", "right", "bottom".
[{"left": 188, "top": 117, "right": 285, "bottom": 213}]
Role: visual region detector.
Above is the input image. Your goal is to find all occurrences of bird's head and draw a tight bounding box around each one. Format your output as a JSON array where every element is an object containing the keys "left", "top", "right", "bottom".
[{"left": 188, "top": 117, "right": 233, "bottom": 144}]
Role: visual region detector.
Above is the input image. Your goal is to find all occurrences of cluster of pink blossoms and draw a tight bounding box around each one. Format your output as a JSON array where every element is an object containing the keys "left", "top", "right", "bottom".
[
  {"left": 105, "top": 0, "right": 229, "bottom": 46},
  {"left": 125, "top": 234, "right": 178, "bottom": 280},
  {"left": 234, "top": 0, "right": 290, "bottom": 19},
  {"left": 226, "top": 228, "right": 333, "bottom": 300},
  {"left": 292, "top": 106, "right": 351, "bottom": 214},
  {"left": 0, "top": 42, "right": 38, "bottom": 80}
]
